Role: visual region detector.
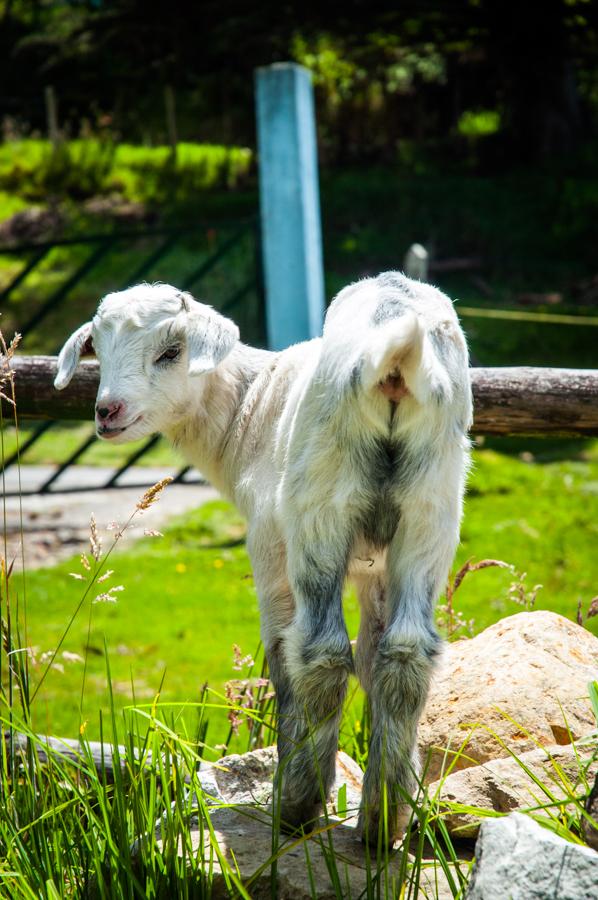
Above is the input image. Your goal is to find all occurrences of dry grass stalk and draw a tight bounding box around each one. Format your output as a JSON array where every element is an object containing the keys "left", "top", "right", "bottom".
[{"left": 0, "top": 329, "right": 21, "bottom": 406}]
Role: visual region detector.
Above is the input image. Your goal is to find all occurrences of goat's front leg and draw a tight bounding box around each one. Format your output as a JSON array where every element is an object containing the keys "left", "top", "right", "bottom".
[
  {"left": 274, "top": 531, "right": 353, "bottom": 833},
  {"left": 359, "top": 498, "right": 459, "bottom": 847}
]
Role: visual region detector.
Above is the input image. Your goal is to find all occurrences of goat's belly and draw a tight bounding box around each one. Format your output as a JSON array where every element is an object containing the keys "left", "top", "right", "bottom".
[{"left": 348, "top": 542, "right": 387, "bottom": 577}]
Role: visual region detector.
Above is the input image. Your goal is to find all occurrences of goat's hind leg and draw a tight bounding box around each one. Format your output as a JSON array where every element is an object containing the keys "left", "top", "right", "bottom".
[
  {"left": 359, "top": 506, "right": 457, "bottom": 847},
  {"left": 276, "top": 535, "right": 353, "bottom": 833}
]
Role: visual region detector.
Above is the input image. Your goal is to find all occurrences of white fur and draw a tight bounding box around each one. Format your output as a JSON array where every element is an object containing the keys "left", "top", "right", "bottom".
[{"left": 55, "top": 273, "right": 471, "bottom": 844}]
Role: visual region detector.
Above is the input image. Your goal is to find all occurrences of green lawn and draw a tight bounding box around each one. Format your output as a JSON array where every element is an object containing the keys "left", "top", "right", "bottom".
[
  {"left": 1, "top": 421, "right": 177, "bottom": 467},
  {"left": 9, "top": 441, "right": 597, "bottom": 757}
]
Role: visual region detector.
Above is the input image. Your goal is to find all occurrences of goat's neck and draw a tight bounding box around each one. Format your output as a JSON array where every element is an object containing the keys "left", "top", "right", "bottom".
[{"left": 165, "top": 343, "right": 273, "bottom": 496}]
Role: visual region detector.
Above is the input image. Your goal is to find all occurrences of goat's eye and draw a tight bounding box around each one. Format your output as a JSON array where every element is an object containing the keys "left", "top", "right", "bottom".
[{"left": 156, "top": 346, "right": 180, "bottom": 364}]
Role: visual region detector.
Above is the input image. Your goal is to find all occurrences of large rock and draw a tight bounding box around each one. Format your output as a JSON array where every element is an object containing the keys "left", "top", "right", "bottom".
[
  {"left": 583, "top": 771, "right": 598, "bottom": 851},
  {"left": 199, "top": 745, "right": 363, "bottom": 816},
  {"left": 428, "top": 739, "right": 598, "bottom": 837},
  {"left": 419, "top": 611, "right": 598, "bottom": 782},
  {"left": 157, "top": 748, "right": 458, "bottom": 899},
  {"left": 464, "top": 812, "right": 598, "bottom": 899}
]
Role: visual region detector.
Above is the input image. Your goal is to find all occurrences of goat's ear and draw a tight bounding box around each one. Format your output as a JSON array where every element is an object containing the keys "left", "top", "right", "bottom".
[
  {"left": 185, "top": 306, "right": 239, "bottom": 376},
  {"left": 54, "top": 322, "right": 93, "bottom": 390}
]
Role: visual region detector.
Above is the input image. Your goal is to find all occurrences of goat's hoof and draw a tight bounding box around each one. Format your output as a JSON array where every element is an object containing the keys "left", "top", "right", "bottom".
[
  {"left": 358, "top": 809, "right": 405, "bottom": 850},
  {"left": 276, "top": 799, "right": 322, "bottom": 836}
]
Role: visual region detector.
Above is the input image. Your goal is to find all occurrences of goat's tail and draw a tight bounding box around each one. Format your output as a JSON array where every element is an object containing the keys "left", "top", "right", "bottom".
[
  {"left": 361, "top": 311, "right": 422, "bottom": 393},
  {"left": 358, "top": 310, "right": 451, "bottom": 405}
]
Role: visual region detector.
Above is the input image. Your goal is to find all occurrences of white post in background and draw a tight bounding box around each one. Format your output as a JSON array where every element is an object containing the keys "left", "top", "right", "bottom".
[
  {"left": 255, "top": 63, "right": 325, "bottom": 350},
  {"left": 404, "top": 243, "right": 429, "bottom": 281}
]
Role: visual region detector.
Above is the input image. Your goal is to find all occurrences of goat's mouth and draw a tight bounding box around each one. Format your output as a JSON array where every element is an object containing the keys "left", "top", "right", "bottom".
[{"left": 97, "top": 415, "right": 143, "bottom": 439}]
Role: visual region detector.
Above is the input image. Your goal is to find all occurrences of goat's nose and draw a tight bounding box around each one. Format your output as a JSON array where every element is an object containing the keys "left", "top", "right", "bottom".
[{"left": 96, "top": 400, "right": 123, "bottom": 421}]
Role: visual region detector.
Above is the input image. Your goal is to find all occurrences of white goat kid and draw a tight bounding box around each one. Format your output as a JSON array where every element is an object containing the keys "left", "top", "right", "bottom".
[{"left": 55, "top": 275, "right": 472, "bottom": 846}]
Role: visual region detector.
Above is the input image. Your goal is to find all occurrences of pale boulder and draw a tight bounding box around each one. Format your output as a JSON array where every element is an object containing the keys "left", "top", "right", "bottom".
[
  {"left": 419, "top": 611, "right": 598, "bottom": 782},
  {"left": 428, "top": 739, "right": 598, "bottom": 837}
]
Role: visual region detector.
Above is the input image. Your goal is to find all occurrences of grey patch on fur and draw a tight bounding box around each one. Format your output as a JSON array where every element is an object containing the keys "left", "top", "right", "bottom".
[
  {"left": 267, "top": 639, "right": 293, "bottom": 719},
  {"left": 376, "top": 271, "right": 415, "bottom": 296},
  {"left": 293, "top": 551, "right": 353, "bottom": 671},
  {"left": 431, "top": 385, "right": 446, "bottom": 406},
  {"left": 270, "top": 622, "right": 348, "bottom": 832},
  {"left": 345, "top": 438, "right": 400, "bottom": 547},
  {"left": 349, "top": 359, "right": 363, "bottom": 395},
  {"left": 294, "top": 552, "right": 346, "bottom": 617},
  {"left": 274, "top": 715, "right": 343, "bottom": 832},
  {"left": 350, "top": 438, "right": 436, "bottom": 549},
  {"left": 371, "top": 292, "right": 407, "bottom": 326},
  {"left": 428, "top": 327, "right": 454, "bottom": 367},
  {"left": 359, "top": 493, "right": 400, "bottom": 549}
]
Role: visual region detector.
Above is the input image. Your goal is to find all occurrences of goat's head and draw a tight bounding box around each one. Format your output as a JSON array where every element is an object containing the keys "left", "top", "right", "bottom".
[{"left": 54, "top": 283, "right": 239, "bottom": 443}]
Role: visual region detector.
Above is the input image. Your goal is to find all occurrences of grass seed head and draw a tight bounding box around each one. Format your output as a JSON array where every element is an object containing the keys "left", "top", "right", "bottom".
[
  {"left": 0, "top": 330, "right": 21, "bottom": 404},
  {"left": 136, "top": 477, "right": 173, "bottom": 510},
  {"left": 89, "top": 514, "right": 102, "bottom": 561}
]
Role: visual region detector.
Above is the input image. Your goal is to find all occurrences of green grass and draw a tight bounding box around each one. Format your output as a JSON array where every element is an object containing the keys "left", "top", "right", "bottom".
[
  {"left": 14, "top": 500, "right": 262, "bottom": 752},
  {"left": 1, "top": 422, "right": 176, "bottom": 467},
  {"left": 0, "top": 139, "right": 253, "bottom": 203},
  {"left": 12, "top": 441, "right": 598, "bottom": 754},
  {"left": 455, "top": 441, "right": 598, "bottom": 633}
]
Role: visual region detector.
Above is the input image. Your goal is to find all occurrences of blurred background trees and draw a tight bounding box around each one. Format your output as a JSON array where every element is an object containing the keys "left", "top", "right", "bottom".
[
  {"left": 2, "top": 0, "right": 596, "bottom": 168},
  {"left": 1, "top": 0, "right": 596, "bottom": 369}
]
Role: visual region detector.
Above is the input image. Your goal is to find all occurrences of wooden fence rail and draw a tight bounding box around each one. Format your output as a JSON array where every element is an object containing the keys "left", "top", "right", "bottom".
[{"left": 2, "top": 356, "right": 598, "bottom": 436}]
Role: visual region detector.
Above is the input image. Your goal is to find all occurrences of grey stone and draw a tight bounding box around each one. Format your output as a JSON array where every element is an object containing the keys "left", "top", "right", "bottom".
[
  {"left": 158, "top": 747, "right": 459, "bottom": 899},
  {"left": 464, "top": 812, "right": 598, "bottom": 900}
]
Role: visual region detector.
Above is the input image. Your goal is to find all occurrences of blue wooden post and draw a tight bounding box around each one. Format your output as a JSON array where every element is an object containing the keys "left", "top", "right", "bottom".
[{"left": 255, "top": 63, "right": 325, "bottom": 350}]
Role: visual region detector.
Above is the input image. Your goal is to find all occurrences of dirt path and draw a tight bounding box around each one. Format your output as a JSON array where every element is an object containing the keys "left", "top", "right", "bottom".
[{"left": 2, "top": 465, "right": 219, "bottom": 569}]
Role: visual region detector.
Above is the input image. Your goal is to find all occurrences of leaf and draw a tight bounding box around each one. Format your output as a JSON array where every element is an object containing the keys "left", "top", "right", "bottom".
[{"left": 337, "top": 782, "right": 347, "bottom": 818}]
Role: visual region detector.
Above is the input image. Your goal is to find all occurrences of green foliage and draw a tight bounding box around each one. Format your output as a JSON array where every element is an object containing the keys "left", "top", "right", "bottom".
[
  {"left": 2, "top": 0, "right": 598, "bottom": 165},
  {"left": 0, "top": 139, "right": 253, "bottom": 205},
  {"left": 0, "top": 140, "right": 114, "bottom": 199},
  {"left": 292, "top": 31, "right": 446, "bottom": 98},
  {"left": 110, "top": 142, "right": 253, "bottom": 203},
  {"left": 0, "top": 190, "right": 29, "bottom": 219},
  {"left": 457, "top": 109, "right": 501, "bottom": 137}
]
